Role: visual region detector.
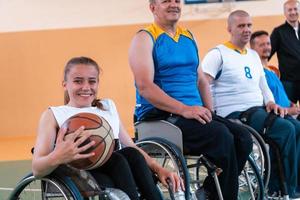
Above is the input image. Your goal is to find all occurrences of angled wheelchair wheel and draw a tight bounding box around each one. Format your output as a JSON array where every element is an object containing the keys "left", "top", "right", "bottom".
[
  {"left": 238, "top": 157, "right": 264, "bottom": 200},
  {"left": 136, "top": 137, "right": 192, "bottom": 200},
  {"left": 9, "top": 172, "right": 131, "bottom": 200},
  {"left": 8, "top": 172, "right": 82, "bottom": 200}
]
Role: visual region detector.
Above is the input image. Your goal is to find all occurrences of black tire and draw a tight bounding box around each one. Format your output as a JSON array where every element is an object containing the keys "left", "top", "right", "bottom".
[
  {"left": 242, "top": 123, "right": 271, "bottom": 189},
  {"left": 136, "top": 137, "right": 191, "bottom": 200},
  {"left": 8, "top": 172, "right": 82, "bottom": 200}
]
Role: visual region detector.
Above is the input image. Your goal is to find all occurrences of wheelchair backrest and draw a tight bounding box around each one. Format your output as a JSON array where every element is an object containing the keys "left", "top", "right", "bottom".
[{"left": 134, "top": 120, "right": 183, "bottom": 152}]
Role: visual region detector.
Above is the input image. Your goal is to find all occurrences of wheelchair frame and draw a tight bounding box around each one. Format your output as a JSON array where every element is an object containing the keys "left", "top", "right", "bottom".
[
  {"left": 135, "top": 119, "right": 264, "bottom": 200},
  {"left": 8, "top": 148, "right": 172, "bottom": 200}
]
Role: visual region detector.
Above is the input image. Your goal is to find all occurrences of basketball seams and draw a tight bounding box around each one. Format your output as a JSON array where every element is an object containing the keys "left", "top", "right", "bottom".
[
  {"left": 69, "top": 117, "right": 102, "bottom": 129},
  {"left": 85, "top": 128, "right": 114, "bottom": 170},
  {"left": 62, "top": 113, "right": 115, "bottom": 170},
  {"left": 67, "top": 113, "right": 102, "bottom": 129},
  {"left": 88, "top": 136, "right": 114, "bottom": 170},
  {"left": 86, "top": 117, "right": 114, "bottom": 170},
  {"left": 101, "top": 117, "right": 114, "bottom": 141}
]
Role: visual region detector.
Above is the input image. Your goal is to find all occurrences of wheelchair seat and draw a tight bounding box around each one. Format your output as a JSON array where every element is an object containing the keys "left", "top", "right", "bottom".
[{"left": 135, "top": 120, "right": 183, "bottom": 152}]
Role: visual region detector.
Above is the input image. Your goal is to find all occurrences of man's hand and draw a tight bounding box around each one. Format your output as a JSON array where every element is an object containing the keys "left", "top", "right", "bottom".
[
  {"left": 266, "top": 102, "right": 287, "bottom": 118},
  {"left": 287, "top": 106, "right": 300, "bottom": 116},
  {"left": 180, "top": 105, "right": 212, "bottom": 124}
]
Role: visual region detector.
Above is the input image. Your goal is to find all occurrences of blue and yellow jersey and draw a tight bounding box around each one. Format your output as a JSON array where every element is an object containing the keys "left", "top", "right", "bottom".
[{"left": 135, "top": 24, "right": 203, "bottom": 120}]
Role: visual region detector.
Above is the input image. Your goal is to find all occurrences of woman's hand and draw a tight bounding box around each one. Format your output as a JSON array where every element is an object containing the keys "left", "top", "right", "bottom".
[
  {"left": 54, "top": 126, "right": 95, "bottom": 165},
  {"left": 155, "top": 165, "right": 185, "bottom": 192}
]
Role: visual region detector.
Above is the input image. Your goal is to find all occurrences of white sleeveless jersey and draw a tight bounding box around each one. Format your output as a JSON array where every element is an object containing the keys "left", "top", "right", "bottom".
[
  {"left": 202, "top": 44, "right": 274, "bottom": 117},
  {"left": 50, "top": 98, "right": 120, "bottom": 139}
]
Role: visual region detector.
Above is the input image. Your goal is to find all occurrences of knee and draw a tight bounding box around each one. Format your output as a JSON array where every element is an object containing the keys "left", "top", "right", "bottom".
[
  {"left": 275, "top": 119, "right": 296, "bottom": 139},
  {"left": 212, "top": 123, "right": 234, "bottom": 145},
  {"left": 121, "top": 147, "right": 146, "bottom": 164},
  {"left": 240, "top": 129, "right": 253, "bottom": 155},
  {"left": 109, "top": 152, "right": 130, "bottom": 169},
  {"left": 211, "top": 123, "right": 235, "bottom": 157}
]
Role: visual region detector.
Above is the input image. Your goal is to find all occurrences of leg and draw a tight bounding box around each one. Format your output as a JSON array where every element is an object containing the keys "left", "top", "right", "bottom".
[
  {"left": 89, "top": 151, "right": 140, "bottom": 200},
  {"left": 213, "top": 115, "right": 253, "bottom": 174},
  {"left": 285, "top": 115, "right": 300, "bottom": 189},
  {"left": 174, "top": 117, "right": 238, "bottom": 200},
  {"left": 247, "top": 108, "right": 297, "bottom": 196},
  {"left": 118, "top": 147, "right": 163, "bottom": 200}
]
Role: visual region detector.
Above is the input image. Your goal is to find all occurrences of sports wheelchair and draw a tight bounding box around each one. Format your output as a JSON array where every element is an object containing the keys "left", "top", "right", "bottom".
[
  {"left": 8, "top": 164, "right": 123, "bottom": 200},
  {"left": 232, "top": 111, "right": 293, "bottom": 200},
  {"left": 8, "top": 143, "right": 175, "bottom": 200},
  {"left": 135, "top": 119, "right": 265, "bottom": 200}
]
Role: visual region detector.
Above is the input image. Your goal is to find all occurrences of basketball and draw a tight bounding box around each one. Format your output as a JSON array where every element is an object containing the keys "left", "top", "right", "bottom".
[{"left": 61, "top": 113, "right": 115, "bottom": 170}]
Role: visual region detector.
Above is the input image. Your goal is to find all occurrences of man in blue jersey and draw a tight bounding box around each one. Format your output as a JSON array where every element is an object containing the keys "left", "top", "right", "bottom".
[
  {"left": 250, "top": 31, "right": 300, "bottom": 196},
  {"left": 250, "top": 30, "right": 300, "bottom": 118},
  {"left": 202, "top": 10, "right": 300, "bottom": 198},
  {"left": 128, "top": 1, "right": 252, "bottom": 199}
]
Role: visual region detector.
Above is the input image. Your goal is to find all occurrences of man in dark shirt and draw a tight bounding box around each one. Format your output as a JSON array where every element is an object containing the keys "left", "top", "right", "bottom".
[{"left": 270, "top": 0, "right": 300, "bottom": 105}]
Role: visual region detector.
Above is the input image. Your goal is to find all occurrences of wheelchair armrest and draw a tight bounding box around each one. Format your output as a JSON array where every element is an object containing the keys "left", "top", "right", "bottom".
[{"left": 134, "top": 120, "right": 183, "bottom": 152}]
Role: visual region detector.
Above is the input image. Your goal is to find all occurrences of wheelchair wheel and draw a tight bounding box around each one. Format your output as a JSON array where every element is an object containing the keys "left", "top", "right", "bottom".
[
  {"left": 8, "top": 172, "right": 82, "bottom": 200},
  {"left": 238, "top": 156, "right": 264, "bottom": 200},
  {"left": 136, "top": 137, "right": 192, "bottom": 200},
  {"left": 243, "top": 123, "right": 271, "bottom": 189},
  {"left": 9, "top": 172, "right": 132, "bottom": 200}
]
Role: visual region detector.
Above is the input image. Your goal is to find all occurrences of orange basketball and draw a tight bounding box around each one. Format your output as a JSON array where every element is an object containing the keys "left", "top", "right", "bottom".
[{"left": 61, "top": 113, "right": 115, "bottom": 170}]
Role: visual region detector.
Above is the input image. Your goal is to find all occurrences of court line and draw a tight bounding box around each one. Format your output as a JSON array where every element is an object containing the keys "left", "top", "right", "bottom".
[{"left": 0, "top": 187, "right": 41, "bottom": 192}]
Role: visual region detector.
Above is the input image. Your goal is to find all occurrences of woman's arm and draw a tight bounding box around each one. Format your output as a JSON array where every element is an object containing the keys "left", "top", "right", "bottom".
[{"left": 32, "top": 109, "right": 95, "bottom": 178}]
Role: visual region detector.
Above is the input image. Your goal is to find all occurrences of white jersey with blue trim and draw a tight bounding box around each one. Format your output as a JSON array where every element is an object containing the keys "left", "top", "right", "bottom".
[
  {"left": 202, "top": 44, "right": 274, "bottom": 117},
  {"left": 50, "top": 98, "right": 120, "bottom": 139}
]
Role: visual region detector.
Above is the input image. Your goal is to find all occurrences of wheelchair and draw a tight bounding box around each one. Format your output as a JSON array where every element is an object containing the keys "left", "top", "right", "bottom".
[
  {"left": 8, "top": 143, "right": 175, "bottom": 200},
  {"left": 8, "top": 164, "right": 134, "bottom": 200},
  {"left": 234, "top": 111, "right": 292, "bottom": 200},
  {"left": 135, "top": 119, "right": 264, "bottom": 200},
  {"left": 229, "top": 119, "right": 271, "bottom": 192}
]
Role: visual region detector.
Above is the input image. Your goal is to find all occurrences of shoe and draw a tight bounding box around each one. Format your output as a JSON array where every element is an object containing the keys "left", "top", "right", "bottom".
[
  {"left": 195, "top": 187, "right": 210, "bottom": 200},
  {"left": 267, "top": 191, "right": 280, "bottom": 199},
  {"left": 296, "top": 186, "right": 300, "bottom": 193},
  {"left": 290, "top": 191, "right": 300, "bottom": 200}
]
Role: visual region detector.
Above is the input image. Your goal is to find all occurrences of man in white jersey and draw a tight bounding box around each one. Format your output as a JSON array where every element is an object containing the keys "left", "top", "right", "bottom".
[{"left": 202, "top": 10, "right": 300, "bottom": 199}]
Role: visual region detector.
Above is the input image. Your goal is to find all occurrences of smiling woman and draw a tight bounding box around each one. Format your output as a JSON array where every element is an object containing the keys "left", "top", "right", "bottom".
[
  {"left": 31, "top": 56, "right": 182, "bottom": 199},
  {"left": 63, "top": 58, "right": 100, "bottom": 108}
]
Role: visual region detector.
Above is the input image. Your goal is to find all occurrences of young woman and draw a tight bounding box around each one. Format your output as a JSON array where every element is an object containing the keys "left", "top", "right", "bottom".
[{"left": 32, "top": 56, "right": 182, "bottom": 200}]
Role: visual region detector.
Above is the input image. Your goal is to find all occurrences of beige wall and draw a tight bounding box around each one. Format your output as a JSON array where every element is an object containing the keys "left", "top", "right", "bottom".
[
  {"left": 0, "top": 15, "right": 284, "bottom": 138},
  {"left": 0, "top": 0, "right": 285, "bottom": 32}
]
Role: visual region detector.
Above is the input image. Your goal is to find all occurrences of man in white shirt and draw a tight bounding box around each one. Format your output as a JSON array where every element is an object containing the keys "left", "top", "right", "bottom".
[{"left": 202, "top": 10, "right": 300, "bottom": 199}]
